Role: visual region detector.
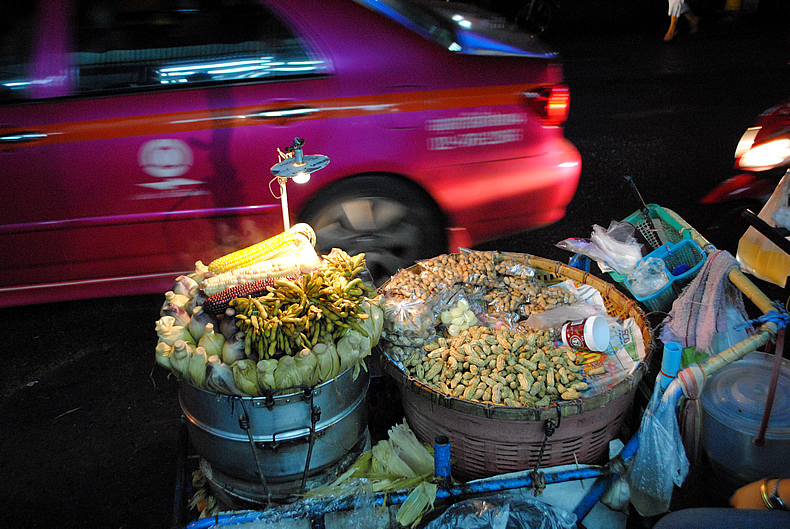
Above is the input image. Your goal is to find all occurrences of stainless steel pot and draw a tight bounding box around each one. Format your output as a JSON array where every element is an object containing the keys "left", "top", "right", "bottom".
[{"left": 180, "top": 365, "right": 369, "bottom": 490}]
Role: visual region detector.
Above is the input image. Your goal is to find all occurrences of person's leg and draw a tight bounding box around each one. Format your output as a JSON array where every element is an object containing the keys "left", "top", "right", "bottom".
[{"left": 665, "top": 15, "right": 679, "bottom": 41}]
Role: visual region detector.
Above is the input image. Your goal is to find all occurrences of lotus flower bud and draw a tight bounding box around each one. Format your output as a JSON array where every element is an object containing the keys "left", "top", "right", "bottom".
[{"left": 198, "top": 323, "right": 225, "bottom": 358}]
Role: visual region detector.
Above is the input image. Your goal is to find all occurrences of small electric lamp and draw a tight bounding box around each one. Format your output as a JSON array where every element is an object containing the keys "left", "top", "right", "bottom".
[{"left": 270, "top": 137, "right": 329, "bottom": 231}]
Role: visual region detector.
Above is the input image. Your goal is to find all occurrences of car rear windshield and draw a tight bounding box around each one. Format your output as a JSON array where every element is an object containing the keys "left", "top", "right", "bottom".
[{"left": 354, "top": 0, "right": 459, "bottom": 50}]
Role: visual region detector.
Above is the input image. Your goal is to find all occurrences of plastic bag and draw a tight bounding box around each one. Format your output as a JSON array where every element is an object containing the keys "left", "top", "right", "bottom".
[
  {"left": 423, "top": 494, "right": 577, "bottom": 529},
  {"left": 556, "top": 221, "right": 644, "bottom": 275},
  {"left": 626, "top": 256, "right": 671, "bottom": 297},
  {"left": 628, "top": 381, "right": 689, "bottom": 517},
  {"left": 523, "top": 302, "right": 608, "bottom": 330},
  {"left": 736, "top": 171, "right": 790, "bottom": 287}
]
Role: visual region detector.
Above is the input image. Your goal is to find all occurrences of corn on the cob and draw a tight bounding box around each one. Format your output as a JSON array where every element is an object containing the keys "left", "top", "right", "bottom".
[
  {"left": 208, "top": 232, "right": 299, "bottom": 274},
  {"left": 201, "top": 276, "right": 296, "bottom": 315},
  {"left": 202, "top": 256, "right": 301, "bottom": 296}
]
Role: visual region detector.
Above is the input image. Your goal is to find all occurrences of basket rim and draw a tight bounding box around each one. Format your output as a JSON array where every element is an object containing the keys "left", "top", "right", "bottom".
[{"left": 378, "top": 251, "right": 655, "bottom": 422}]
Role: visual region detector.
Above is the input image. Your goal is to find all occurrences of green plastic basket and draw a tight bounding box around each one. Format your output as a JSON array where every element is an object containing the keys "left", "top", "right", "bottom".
[{"left": 609, "top": 204, "right": 707, "bottom": 312}]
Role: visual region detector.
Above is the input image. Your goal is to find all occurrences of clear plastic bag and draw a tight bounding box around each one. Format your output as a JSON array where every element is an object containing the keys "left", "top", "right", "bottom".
[
  {"left": 556, "top": 221, "right": 644, "bottom": 275},
  {"left": 626, "top": 256, "right": 671, "bottom": 297},
  {"left": 423, "top": 494, "right": 577, "bottom": 529},
  {"left": 628, "top": 382, "right": 689, "bottom": 517}
]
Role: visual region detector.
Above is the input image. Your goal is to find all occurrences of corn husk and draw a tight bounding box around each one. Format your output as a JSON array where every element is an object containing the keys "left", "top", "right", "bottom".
[
  {"left": 169, "top": 339, "right": 194, "bottom": 380},
  {"left": 218, "top": 307, "right": 239, "bottom": 341},
  {"left": 305, "top": 420, "right": 435, "bottom": 500},
  {"left": 387, "top": 422, "right": 434, "bottom": 477},
  {"left": 173, "top": 274, "right": 199, "bottom": 298},
  {"left": 155, "top": 341, "right": 173, "bottom": 370},
  {"left": 232, "top": 359, "right": 261, "bottom": 396},
  {"left": 198, "top": 323, "right": 225, "bottom": 358},
  {"left": 193, "top": 260, "right": 211, "bottom": 284},
  {"left": 396, "top": 481, "right": 437, "bottom": 528},
  {"left": 274, "top": 355, "right": 301, "bottom": 390},
  {"left": 187, "top": 346, "right": 209, "bottom": 388},
  {"left": 221, "top": 331, "right": 246, "bottom": 365},
  {"left": 156, "top": 316, "right": 196, "bottom": 347},
  {"left": 294, "top": 348, "right": 319, "bottom": 386},
  {"left": 337, "top": 329, "right": 371, "bottom": 379},
  {"left": 359, "top": 296, "right": 384, "bottom": 348},
  {"left": 162, "top": 290, "right": 190, "bottom": 313},
  {"left": 256, "top": 359, "right": 278, "bottom": 391},
  {"left": 189, "top": 306, "right": 217, "bottom": 342},
  {"left": 313, "top": 341, "right": 340, "bottom": 382},
  {"left": 206, "top": 355, "right": 243, "bottom": 396},
  {"left": 162, "top": 301, "right": 191, "bottom": 328}
]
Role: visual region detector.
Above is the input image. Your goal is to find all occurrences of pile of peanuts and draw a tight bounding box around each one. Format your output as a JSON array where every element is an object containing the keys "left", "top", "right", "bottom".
[
  {"left": 402, "top": 325, "right": 598, "bottom": 406},
  {"left": 380, "top": 251, "right": 602, "bottom": 407}
]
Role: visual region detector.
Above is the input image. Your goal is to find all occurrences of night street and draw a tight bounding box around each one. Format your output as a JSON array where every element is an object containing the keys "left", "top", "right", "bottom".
[{"left": 1, "top": 2, "right": 788, "bottom": 528}]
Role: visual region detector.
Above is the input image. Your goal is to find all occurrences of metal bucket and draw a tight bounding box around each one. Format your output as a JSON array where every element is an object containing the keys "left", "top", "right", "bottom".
[{"left": 180, "top": 365, "right": 369, "bottom": 497}]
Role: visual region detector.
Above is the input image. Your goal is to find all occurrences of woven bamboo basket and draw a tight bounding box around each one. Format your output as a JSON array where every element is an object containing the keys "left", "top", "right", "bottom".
[{"left": 378, "top": 251, "right": 654, "bottom": 481}]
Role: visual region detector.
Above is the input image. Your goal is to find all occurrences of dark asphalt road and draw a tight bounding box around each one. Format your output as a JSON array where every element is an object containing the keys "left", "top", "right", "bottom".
[{"left": 1, "top": 4, "right": 788, "bottom": 528}]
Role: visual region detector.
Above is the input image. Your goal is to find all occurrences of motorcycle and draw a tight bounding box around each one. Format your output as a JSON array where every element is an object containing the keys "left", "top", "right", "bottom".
[{"left": 700, "top": 98, "right": 790, "bottom": 226}]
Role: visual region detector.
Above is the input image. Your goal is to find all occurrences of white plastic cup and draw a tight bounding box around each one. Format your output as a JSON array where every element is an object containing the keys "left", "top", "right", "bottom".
[
  {"left": 658, "top": 341, "right": 683, "bottom": 391},
  {"left": 561, "top": 315, "right": 609, "bottom": 352}
]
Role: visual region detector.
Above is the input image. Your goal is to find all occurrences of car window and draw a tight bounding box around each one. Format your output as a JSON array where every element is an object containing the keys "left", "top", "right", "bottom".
[
  {"left": 0, "top": 0, "right": 327, "bottom": 102},
  {"left": 73, "top": 0, "right": 326, "bottom": 95},
  {"left": 0, "top": 2, "right": 37, "bottom": 102}
]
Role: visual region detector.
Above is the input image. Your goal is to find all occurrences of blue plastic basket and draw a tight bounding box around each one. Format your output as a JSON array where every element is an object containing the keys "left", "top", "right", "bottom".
[{"left": 609, "top": 206, "right": 707, "bottom": 312}]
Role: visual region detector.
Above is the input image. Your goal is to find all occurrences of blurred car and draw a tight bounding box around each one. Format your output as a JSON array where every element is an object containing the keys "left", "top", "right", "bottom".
[{"left": 0, "top": 0, "right": 581, "bottom": 307}]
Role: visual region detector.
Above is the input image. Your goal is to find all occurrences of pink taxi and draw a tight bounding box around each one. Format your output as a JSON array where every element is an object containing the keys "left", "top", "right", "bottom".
[{"left": 0, "top": 0, "right": 581, "bottom": 307}]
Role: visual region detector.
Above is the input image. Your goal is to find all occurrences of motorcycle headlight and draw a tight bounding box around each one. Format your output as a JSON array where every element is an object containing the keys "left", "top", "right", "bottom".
[{"left": 737, "top": 137, "right": 790, "bottom": 171}]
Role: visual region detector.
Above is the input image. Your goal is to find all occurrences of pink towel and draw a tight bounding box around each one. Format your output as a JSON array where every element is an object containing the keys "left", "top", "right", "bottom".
[{"left": 660, "top": 250, "right": 749, "bottom": 355}]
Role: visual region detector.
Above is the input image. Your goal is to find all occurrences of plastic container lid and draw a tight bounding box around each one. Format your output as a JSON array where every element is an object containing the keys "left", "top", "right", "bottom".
[{"left": 700, "top": 351, "right": 790, "bottom": 439}]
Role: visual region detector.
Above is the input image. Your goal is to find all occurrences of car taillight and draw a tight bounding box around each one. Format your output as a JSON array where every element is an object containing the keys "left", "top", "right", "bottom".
[{"left": 525, "top": 85, "right": 570, "bottom": 126}]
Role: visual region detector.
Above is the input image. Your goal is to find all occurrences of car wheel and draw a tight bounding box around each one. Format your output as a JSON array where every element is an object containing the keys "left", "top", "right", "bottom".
[{"left": 298, "top": 176, "right": 447, "bottom": 284}]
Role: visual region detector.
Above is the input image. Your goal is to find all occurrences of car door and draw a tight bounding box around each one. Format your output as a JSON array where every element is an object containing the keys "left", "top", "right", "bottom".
[{"left": 0, "top": 0, "right": 332, "bottom": 306}]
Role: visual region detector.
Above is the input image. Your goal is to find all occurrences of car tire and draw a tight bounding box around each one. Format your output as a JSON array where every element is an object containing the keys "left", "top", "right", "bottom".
[{"left": 298, "top": 175, "right": 447, "bottom": 284}]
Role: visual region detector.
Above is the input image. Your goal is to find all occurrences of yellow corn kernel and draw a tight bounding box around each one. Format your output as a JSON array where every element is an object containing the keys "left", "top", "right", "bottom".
[{"left": 208, "top": 232, "right": 298, "bottom": 274}]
